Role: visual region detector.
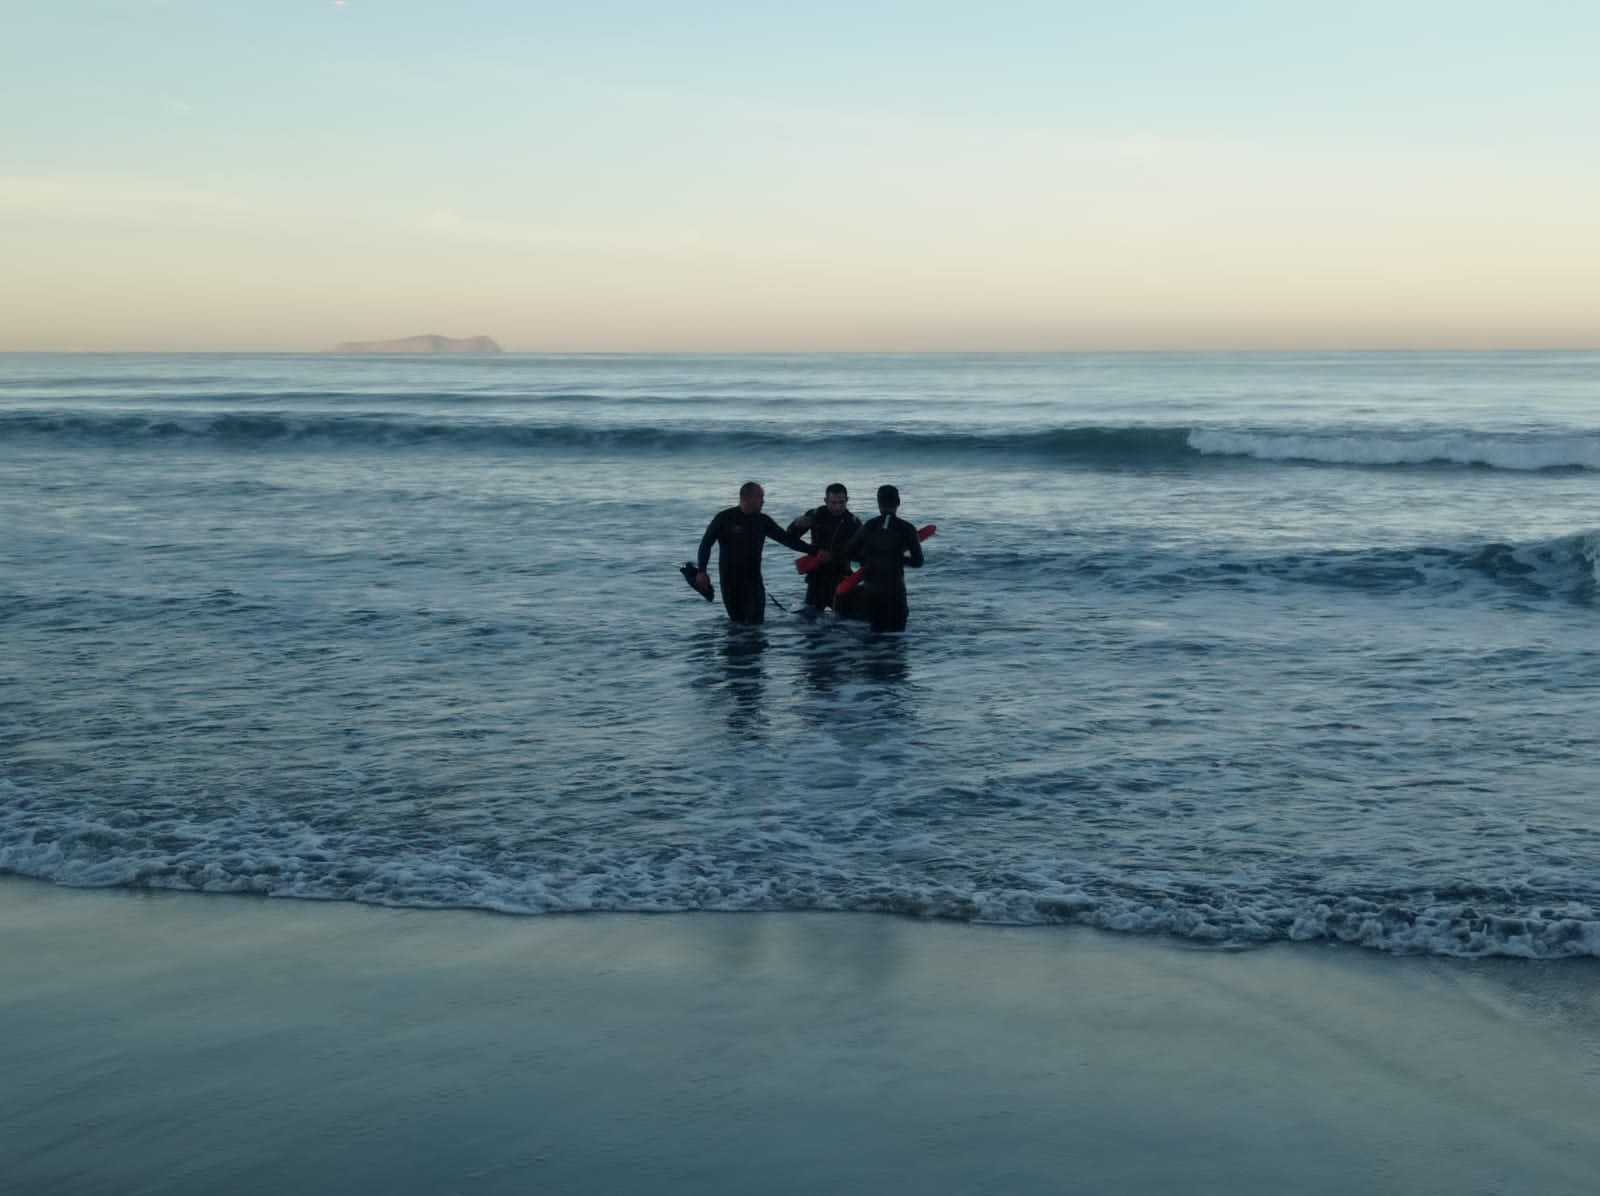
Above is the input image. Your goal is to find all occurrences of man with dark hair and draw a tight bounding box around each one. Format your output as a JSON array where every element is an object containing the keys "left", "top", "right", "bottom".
[
  {"left": 842, "top": 483, "right": 924, "bottom": 632},
  {"left": 695, "top": 482, "right": 815, "bottom": 625},
  {"left": 788, "top": 482, "right": 862, "bottom": 613}
]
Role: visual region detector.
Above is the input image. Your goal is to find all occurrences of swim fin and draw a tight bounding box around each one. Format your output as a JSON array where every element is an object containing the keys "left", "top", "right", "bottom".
[{"left": 680, "top": 562, "right": 715, "bottom": 601}]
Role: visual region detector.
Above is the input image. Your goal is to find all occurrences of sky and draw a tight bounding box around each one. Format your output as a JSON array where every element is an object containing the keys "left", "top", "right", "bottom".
[{"left": 3, "top": 1, "right": 1598, "bottom": 352}]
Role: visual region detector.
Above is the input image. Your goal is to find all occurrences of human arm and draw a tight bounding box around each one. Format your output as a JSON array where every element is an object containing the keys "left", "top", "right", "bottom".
[
  {"left": 902, "top": 520, "right": 924, "bottom": 568},
  {"left": 762, "top": 513, "right": 815, "bottom": 554},
  {"left": 842, "top": 522, "right": 867, "bottom": 566},
  {"left": 695, "top": 511, "right": 724, "bottom": 574}
]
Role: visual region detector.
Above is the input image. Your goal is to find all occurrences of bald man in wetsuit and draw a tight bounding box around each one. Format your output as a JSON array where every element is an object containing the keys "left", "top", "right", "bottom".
[{"left": 695, "top": 481, "right": 817, "bottom": 625}]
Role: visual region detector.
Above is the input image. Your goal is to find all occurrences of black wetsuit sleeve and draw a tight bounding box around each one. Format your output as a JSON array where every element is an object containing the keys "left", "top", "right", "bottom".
[
  {"left": 786, "top": 507, "right": 817, "bottom": 540},
  {"left": 695, "top": 512, "right": 725, "bottom": 571},
  {"left": 903, "top": 520, "right": 924, "bottom": 568},
  {"left": 761, "top": 514, "right": 814, "bottom": 554},
  {"left": 843, "top": 523, "right": 867, "bottom": 565}
]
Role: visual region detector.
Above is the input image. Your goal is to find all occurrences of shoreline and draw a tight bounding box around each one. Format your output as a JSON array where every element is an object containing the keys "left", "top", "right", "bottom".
[{"left": 4, "top": 877, "right": 1599, "bottom": 1194}]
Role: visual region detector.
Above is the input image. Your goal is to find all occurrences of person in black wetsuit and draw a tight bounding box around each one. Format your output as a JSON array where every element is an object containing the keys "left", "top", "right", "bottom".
[
  {"left": 695, "top": 481, "right": 816, "bottom": 625},
  {"left": 841, "top": 483, "right": 924, "bottom": 632},
  {"left": 788, "top": 482, "right": 862, "bottom": 613}
]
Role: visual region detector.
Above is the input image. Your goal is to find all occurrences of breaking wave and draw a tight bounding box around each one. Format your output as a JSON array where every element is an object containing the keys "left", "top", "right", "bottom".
[
  {"left": 5, "top": 410, "right": 1597, "bottom": 471},
  {"left": 962, "top": 529, "right": 1600, "bottom": 604},
  {"left": 1, "top": 786, "right": 1594, "bottom": 960}
]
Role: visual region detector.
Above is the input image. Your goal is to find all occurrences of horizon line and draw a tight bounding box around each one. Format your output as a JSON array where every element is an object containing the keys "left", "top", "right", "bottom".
[{"left": 6, "top": 342, "right": 1600, "bottom": 357}]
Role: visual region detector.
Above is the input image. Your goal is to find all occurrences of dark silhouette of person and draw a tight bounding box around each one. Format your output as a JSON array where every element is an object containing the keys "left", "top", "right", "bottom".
[
  {"left": 841, "top": 484, "right": 924, "bottom": 632},
  {"left": 695, "top": 481, "right": 815, "bottom": 625},
  {"left": 788, "top": 482, "right": 862, "bottom": 612}
]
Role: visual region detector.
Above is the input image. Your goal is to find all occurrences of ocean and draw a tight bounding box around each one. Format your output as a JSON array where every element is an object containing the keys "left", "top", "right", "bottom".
[{"left": 2, "top": 351, "right": 1596, "bottom": 958}]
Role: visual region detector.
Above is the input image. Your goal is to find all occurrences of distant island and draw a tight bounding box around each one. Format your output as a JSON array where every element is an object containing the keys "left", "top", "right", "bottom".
[{"left": 327, "top": 334, "right": 502, "bottom": 355}]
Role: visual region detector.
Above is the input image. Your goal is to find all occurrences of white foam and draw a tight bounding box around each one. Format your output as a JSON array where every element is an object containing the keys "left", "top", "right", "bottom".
[{"left": 4, "top": 786, "right": 1596, "bottom": 960}]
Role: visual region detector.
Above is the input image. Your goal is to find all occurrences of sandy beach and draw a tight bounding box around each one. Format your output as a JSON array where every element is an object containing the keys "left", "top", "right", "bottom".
[{"left": 2, "top": 878, "right": 1597, "bottom": 1195}]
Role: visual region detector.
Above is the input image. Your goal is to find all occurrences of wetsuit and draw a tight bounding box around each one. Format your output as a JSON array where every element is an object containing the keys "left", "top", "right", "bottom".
[
  {"left": 843, "top": 513, "right": 924, "bottom": 632},
  {"left": 696, "top": 507, "right": 813, "bottom": 625},
  {"left": 788, "top": 506, "right": 862, "bottom": 610}
]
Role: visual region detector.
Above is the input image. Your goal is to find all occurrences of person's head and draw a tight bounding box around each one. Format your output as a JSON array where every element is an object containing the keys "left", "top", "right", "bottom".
[
  {"left": 876, "top": 484, "right": 900, "bottom": 515},
  {"left": 738, "top": 481, "right": 765, "bottom": 514},
  {"left": 823, "top": 482, "right": 849, "bottom": 514}
]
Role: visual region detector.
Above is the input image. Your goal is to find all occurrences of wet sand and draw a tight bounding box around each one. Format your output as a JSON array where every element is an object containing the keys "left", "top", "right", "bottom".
[{"left": 3, "top": 878, "right": 1598, "bottom": 1195}]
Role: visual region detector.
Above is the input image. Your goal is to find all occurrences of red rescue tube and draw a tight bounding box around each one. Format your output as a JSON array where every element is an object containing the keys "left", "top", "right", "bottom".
[{"left": 835, "top": 524, "right": 935, "bottom": 599}]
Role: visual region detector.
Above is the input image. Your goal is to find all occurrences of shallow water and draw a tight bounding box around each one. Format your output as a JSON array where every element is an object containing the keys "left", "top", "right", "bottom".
[{"left": 3, "top": 351, "right": 1597, "bottom": 956}]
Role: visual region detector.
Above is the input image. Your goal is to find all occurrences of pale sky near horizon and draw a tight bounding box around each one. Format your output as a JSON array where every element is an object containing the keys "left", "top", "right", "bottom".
[{"left": 3, "top": 1, "right": 1598, "bottom": 352}]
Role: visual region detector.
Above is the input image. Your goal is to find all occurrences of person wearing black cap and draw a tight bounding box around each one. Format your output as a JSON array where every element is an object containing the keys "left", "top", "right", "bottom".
[{"left": 841, "top": 484, "right": 924, "bottom": 632}]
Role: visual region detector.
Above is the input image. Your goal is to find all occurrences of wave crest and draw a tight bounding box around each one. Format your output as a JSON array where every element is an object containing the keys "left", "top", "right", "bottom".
[
  {"left": 1189, "top": 428, "right": 1600, "bottom": 471},
  {"left": 5, "top": 410, "right": 1596, "bottom": 472},
  {"left": 965, "top": 529, "right": 1600, "bottom": 604}
]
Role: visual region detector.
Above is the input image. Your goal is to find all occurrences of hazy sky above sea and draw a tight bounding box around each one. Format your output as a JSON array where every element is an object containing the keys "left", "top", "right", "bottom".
[{"left": 3, "top": 1, "right": 1598, "bottom": 352}]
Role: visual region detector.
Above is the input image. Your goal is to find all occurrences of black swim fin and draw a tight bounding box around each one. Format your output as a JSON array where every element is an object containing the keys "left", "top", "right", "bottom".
[{"left": 680, "top": 562, "right": 714, "bottom": 601}]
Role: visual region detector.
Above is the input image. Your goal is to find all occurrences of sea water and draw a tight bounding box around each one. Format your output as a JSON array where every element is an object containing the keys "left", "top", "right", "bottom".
[{"left": 2, "top": 352, "right": 1596, "bottom": 957}]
